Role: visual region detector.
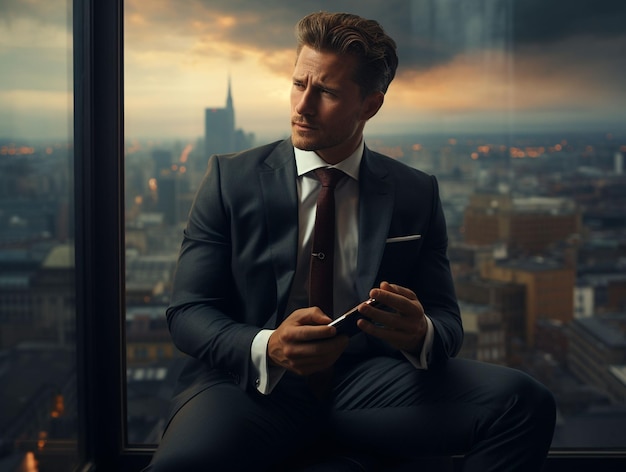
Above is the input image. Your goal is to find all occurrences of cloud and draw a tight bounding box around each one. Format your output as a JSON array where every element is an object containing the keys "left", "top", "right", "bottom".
[
  {"left": 0, "top": 0, "right": 69, "bottom": 26},
  {"left": 2, "top": 0, "right": 625, "bottom": 139},
  {"left": 511, "top": 0, "right": 626, "bottom": 44},
  {"left": 123, "top": 1, "right": 626, "bottom": 71},
  {"left": 6, "top": 0, "right": 626, "bottom": 72}
]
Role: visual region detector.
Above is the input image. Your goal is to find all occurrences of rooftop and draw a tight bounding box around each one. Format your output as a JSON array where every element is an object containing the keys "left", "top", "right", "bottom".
[
  {"left": 572, "top": 313, "right": 626, "bottom": 349},
  {"left": 497, "top": 256, "right": 564, "bottom": 272},
  {"left": 42, "top": 244, "right": 74, "bottom": 269}
]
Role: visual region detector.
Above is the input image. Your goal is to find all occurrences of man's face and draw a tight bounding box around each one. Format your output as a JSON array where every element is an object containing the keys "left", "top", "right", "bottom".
[{"left": 290, "top": 46, "right": 383, "bottom": 165}]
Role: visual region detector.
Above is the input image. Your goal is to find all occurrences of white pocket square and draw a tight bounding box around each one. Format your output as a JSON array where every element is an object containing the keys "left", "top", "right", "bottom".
[{"left": 385, "top": 234, "right": 422, "bottom": 243}]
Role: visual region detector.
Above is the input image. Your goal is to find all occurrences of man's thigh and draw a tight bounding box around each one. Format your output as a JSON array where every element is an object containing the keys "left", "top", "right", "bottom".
[
  {"left": 149, "top": 376, "right": 325, "bottom": 471},
  {"left": 330, "top": 356, "right": 544, "bottom": 457}
]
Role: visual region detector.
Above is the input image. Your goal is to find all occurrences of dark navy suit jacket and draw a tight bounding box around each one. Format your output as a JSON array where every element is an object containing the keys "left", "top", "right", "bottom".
[{"left": 166, "top": 138, "right": 463, "bottom": 416}]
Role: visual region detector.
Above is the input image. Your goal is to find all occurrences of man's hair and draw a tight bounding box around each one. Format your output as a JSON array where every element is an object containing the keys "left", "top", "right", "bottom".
[{"left": 295, "top": 11, "right": 399, "bottom": 97}]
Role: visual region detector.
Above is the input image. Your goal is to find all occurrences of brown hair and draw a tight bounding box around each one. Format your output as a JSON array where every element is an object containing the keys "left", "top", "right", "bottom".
[{"left": 295, "top": 11, "right": 398, "bottom": 97}]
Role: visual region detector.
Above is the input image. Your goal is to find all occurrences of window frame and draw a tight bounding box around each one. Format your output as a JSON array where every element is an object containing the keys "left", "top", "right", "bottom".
[
  {"left": 71, "top": 0, "right": 626, "bottom": 470},
  {"left": 74, "top": 0, "right": 150, "bottom": 469}
]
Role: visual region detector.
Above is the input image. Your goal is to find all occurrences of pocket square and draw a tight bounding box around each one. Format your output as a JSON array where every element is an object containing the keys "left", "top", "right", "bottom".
[{"left": 386, "top": 234, "right": 422, "bottom": 243}]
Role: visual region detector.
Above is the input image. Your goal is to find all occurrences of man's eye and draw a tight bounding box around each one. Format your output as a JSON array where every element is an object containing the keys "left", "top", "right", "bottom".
[{"left": 293, "top": 82, "right": 305, "bottom": 89}]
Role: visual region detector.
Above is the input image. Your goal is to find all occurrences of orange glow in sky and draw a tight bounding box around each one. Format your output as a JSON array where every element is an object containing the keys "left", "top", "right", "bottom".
[{"left": 2, "top": 1, "right": 625, "bottom": 140}]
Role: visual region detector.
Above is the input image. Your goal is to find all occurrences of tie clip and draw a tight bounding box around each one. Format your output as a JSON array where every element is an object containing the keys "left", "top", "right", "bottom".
[{"left": 311, "top": 252, "right": 326, "bottom": 260}]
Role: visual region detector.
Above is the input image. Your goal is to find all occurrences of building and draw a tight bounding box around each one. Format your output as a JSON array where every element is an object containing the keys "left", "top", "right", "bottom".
[
  {"left": 126, "top": 308, "right": 182, "bottom": 365},
  {"left": 574, "top": 284, "right": 595, "bottom": 319},
  {"left": 577, "top": 273, "right": 626, "bottom": 314},
  {"left": 0, "top": 243, "right": 74, "bottom": 349},
  {"left": 457, "top": 302, "right": 506, "bottom": 364},
  {"left": 204, "top": 77, "right": 254, "bottom": 162},
  {"left": 125, "top": 253, "right": 178, "bottom": 306},
  {"left": 205, "top": 78, "right": 235, "bottom": 156},
  {"left": 535, "top": 318, "right": 569, "bottom": 365},
  {"left": 447, "top": 242, "right": 508, "bottom": 278},
  {"left": 455, "top": 276, "right": 526, "bottom": 364},
  {"left": 463, "top": 193, "right": 581, "bottom": 255},
  {"left": 567, "top": 313, "right": 626, "bottom": 404},
  {"left": 0, "top": 244, "right": 78, "bottom": 467},
  {"left": 125, "top": 307, "right": 186, "bottom": 443},
  {"left": 31, "top": 244, "right": 75, "bottom": 346},
  {"left": 480, "top": 257, "right": 575, "bottom": 347}
]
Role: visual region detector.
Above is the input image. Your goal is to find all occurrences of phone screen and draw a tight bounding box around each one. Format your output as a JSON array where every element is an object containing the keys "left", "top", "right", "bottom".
[{"left": 328, "top": 298, "right": 381, "bottom": 336}]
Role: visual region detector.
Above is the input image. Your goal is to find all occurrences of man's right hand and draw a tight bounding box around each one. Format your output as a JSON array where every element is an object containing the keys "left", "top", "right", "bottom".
[{"left": 268, "top": 307, "right": 349, "bottom": 376}]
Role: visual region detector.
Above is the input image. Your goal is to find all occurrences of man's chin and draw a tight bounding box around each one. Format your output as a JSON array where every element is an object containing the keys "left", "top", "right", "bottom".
[{"left": 291, "top": 133, "right": 319, "bottom": 151}]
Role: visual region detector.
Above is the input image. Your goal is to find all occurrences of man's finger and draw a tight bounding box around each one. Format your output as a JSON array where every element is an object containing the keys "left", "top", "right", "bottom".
[{"left": 379, "top": 281, "right": 417, "bottom": 300}]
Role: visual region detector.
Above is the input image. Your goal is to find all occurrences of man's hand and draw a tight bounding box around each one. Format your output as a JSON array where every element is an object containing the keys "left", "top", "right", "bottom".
[
  {"left": 268, "top": 308, "right": 349, "bottom": 376},
  {"left": 357, "top": 281, "right": 428, "bottom": 355}
]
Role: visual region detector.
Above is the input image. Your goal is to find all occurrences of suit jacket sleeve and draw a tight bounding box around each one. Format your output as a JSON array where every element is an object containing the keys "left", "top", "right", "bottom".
[
  {"left": 412, "top": 175, "right": 463, "bottom": 364},
  {"left": 370, "top": 163, "right": 463, "bottom": 366},
  {"left": 165, "top": 153, "right": 261, "bottom": 391}
]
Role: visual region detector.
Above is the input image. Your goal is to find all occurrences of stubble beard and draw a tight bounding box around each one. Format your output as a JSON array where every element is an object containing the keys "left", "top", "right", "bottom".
[{"left": 291, "top": 124, "right": 338, "bottom": 153}]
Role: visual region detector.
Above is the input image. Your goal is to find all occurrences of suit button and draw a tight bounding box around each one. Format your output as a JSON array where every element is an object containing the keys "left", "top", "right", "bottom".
[{"left": 255, "top": 378, "right": 260, "bottom": 387}]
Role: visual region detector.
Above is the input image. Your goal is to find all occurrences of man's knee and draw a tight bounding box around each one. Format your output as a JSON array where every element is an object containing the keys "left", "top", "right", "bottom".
[
  {"left": 150, "top": 453, "right": 246, "bottom": 472},
  {"left": 520, "top": 372, "right": 557, "bottom": 429},
  {"left": 495, "top": 367, "right": 557, "bottom": 436}
]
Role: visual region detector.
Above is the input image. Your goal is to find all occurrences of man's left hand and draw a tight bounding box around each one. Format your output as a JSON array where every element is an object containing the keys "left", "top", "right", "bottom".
[{"left": 356, "top": 281, "right": 427, "bottom": 355}]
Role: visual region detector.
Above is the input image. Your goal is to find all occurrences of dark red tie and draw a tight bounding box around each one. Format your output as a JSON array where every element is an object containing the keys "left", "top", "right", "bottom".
[
  {"left": 309, "top": 167, "right": 345, "bottom": 316},
  {"left": 307, "top": 167, "right": 345, "bottom": 400}
]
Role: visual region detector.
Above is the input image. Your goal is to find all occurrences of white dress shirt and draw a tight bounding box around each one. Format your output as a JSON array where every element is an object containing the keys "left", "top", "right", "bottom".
[{"left": 251, "top": 140, "right": 434, "bottom": 394}]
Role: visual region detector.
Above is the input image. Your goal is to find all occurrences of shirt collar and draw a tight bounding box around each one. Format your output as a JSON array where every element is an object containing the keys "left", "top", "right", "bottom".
[{"left": 294, "top": 140, "right": 364, "bottom": 181}]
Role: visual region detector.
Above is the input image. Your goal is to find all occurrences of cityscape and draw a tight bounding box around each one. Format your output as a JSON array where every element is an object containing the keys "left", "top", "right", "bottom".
[
  {"left": 1, "top": 76, "right": 625, "bottom": 470},
  {"left": 1, "top": 0, "right": 626, "bottom": 469}
]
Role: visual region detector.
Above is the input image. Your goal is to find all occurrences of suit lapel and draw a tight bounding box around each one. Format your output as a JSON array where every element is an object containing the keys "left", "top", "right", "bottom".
[
  {"left": 356, "top": 147, "right": 395, "bottom": 298},
  {"left": 257, "top": 141, "right": 395, "bottom": 316},
  {"left": 258, "top": 140, "right": 299, "bottom": 321}
]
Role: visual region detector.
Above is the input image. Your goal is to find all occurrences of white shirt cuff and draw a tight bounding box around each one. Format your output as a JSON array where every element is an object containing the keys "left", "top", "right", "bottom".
[
  {"left": 402, "top": 315, "right": 434, "bottom": 369},
  {"left": 251, "top": 329, "right": 286, "bottom": 395}
]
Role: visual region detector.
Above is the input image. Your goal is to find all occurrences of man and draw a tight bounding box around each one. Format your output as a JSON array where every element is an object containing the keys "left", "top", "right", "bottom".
[{"left": 148, "top": 11, "right": 556, "bottom": 471}]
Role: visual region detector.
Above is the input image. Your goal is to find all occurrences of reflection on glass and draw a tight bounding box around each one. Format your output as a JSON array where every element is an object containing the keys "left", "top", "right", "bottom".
[
  {"left": 124, "top": 1, "right": 626, "bottom": 450},
  {"left": 0, "top": 0, "right": 78, "bottom": 470}
]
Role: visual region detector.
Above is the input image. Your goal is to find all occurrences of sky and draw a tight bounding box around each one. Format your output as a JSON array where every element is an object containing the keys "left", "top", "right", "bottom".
[{"left": 1, "top": 0, "right": 626, "bottom": 141}]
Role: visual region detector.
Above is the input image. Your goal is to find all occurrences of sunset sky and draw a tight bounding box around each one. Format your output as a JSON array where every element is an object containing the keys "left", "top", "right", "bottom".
[{"left": 1, "top": 0, "right": 626, "bottom": 141}]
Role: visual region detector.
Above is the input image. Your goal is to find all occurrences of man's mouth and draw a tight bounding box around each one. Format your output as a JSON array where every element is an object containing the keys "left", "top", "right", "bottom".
[{"left": 292, "top": 119, "right": 316, "bottom": 130}]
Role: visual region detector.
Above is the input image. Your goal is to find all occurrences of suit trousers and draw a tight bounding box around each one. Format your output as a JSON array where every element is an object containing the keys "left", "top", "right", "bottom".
[{"left": 147, "top": 356, "right": 556, "bottom": 471}]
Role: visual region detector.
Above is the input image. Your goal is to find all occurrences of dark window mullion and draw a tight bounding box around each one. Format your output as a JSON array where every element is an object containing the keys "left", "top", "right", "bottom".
[{"left": 74, "top": 0, "right": 129, "bottom": 468}]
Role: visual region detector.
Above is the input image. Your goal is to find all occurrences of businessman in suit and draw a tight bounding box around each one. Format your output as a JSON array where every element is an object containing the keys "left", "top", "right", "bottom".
[{"left": 148, "top": 11, "right": 556, "bottom": 472}]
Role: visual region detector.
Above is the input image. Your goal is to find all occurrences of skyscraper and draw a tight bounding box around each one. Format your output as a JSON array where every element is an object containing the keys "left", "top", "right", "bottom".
[
  {"left": 204, "top": 77, "right": 236, "bottom": 156},
  {"left": 204, "top": 77, "right": 254, "bottom": 163}
]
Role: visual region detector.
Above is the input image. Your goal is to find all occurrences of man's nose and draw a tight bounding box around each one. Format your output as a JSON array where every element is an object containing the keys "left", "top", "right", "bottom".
[{"left": 295, "top": 88, "right": 316, "bottom": 116}]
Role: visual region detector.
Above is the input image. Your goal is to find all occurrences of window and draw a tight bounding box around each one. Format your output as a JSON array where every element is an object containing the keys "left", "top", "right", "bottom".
[
  {"left": 122, "top": 1, "right": 626, "bottom": 467},
  {"left": 0, "top": 0, "right": 79, "bottom": 471},
  {"left": 3, "top": 0, "right": 624, "bottom": 470},
  {"left": 0, "top": 0, "right": 79, "bottom": 470}
]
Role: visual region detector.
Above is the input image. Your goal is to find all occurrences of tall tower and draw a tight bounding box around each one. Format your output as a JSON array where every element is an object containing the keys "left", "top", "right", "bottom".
[
  {"left": 204, "top": 77, "right": 236, "bottom": 157},
  {"left": 226, "top": 75, "right": 234, "bottom": 121}
]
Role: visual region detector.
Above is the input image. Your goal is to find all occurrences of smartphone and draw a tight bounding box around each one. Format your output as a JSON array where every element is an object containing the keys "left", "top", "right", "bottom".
[{"left": 328, "top": 298, "right": 383, "bottom": 336}]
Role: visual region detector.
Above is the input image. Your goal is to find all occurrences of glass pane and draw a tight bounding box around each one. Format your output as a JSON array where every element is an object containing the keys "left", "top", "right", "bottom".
[
  {"left": 123, "top": 0, "right": 626, "bottom": 450},
  {"left": 0, "top": 0, "right": 78, "bottom": 470}
]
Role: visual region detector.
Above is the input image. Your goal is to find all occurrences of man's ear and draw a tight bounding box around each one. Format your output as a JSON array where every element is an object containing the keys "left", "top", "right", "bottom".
[{"left": 361, "top": 91, "right": 385, "bottom": 121}]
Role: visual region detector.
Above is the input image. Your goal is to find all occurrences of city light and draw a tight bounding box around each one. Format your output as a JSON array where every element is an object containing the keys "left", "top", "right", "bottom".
[
  {"left": 21, "top": 452, "right": 39, "bottom": 472},
  {"left": 1, "top": 145, "right": 36, "bottom": 156},
  {"left": 179, "top": 143, "right": 193, "bottom": 163}
]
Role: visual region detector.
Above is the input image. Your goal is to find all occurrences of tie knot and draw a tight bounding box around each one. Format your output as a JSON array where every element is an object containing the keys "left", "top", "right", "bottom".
[{"left": 315, "top": 167, "right": 345, "bottom": 188}]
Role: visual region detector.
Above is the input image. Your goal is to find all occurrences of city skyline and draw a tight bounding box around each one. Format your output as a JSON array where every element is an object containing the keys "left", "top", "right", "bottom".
[
  {"left": 2, "top": 1, "right": 626, "bottom": 465},
  {"left": 1, "top": 0, "right": 626, "bottom": 141}
]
